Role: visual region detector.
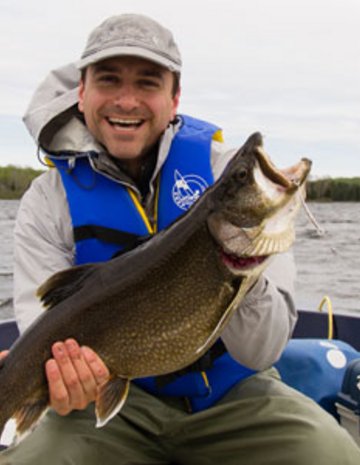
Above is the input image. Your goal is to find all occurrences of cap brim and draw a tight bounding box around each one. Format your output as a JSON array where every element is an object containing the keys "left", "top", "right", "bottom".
[{"left": 76, "top": 46, "right": 181, "bottom": 73}]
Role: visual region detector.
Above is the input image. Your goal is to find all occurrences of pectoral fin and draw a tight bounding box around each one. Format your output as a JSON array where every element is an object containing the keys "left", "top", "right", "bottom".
[
  {"left": 95, "top": 376, "right": 130, "bottom": 428},
  {"left": 37, "top": 264, "right": 96, "bottom": 309}
]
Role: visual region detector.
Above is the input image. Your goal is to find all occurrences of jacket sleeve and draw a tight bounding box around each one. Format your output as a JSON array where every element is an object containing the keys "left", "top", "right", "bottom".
[
  {"left": 13, "top": 169, "right": 74, "bottom": 333},
  {"left": 211, "top": 140, "right": 298, "bottom": 370}
]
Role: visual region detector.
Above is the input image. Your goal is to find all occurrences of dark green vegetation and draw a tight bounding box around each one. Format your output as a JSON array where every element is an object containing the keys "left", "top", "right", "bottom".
[
  {"left": 307, "top": 177, "right": 360, "bottom": 202},
  {"left": 0, "top": 166, "right": 359, "bottom": 201},
  {"left": 0, "top": 166, "right": 44, "bottom": 199}
]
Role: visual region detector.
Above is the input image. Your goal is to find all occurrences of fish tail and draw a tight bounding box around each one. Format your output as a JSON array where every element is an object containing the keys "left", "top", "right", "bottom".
[
  {"left": 0, "top": 418, "right": 6, "bottom": 441},
  {"left": 12, "top": 398, "right": 49, "bottom": 438},
  {"left": 0, "top": 362, "right": 11, "bottom": 441},
  {"left": 0, "top": 364, "right": 49, "bottom": 445},
  {"left": 0, "top": 398, "right": 48, "bottom": 447},
  {"left": 0, "top": 408, "right": 13, "bottom": 445},
  {"left": 95, "top": 375, "right": 130, "bottom": 428}
]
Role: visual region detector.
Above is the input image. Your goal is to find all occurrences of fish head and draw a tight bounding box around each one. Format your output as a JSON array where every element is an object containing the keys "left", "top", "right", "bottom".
[{"left": 207, "top": 132, "right": 311, "bottom": 277}]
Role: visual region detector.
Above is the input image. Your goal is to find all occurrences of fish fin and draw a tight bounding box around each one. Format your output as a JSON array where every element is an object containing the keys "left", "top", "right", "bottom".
[
  {"left": 13, "top": 398, "right": 48, "bottom": 438},
  {"left": 37, "top": 264, "right": 96, "bottom": 309},
  {"left": 95, "top": 376, "right": 130, "bottom": 428}
]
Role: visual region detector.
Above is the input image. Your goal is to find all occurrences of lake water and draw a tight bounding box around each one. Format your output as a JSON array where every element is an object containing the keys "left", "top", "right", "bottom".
[
  {"left": 0, "top": 199, "right": 359, "bottom": 322},
  {"left": 0, "top": 200, "right": 16, "bottom": 321},
  {"left": 293, "top": 201, "right": 360, "bottom": 314}
]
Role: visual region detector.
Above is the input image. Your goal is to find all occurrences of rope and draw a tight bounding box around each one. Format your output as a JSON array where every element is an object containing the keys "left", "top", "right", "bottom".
[
  {"left": 317, "top": 296, "right": 334, "bottom": 340},
  {"left": 297, "top": 190, "right": 325, "bottom": 236}
]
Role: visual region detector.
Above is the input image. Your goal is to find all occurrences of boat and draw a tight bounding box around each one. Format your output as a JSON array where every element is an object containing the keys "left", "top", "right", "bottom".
[{"left": 0, "top": 304, "right": 359, "bottom": 449}]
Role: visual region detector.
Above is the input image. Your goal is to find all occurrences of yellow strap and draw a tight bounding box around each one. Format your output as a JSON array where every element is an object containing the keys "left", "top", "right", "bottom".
[
  {"left": 44, "top": 156, "right": 55, "bottom": 168},
  {"left": 212, "top": 129, "right": 224, "bottom": 143},
  {"left": 201, "top": 371, "right": 211, "bottom": 390},
  {"left": 127, "top": 188, "right": 154, "bottom": 234},
  {"left": 317, "top": 295, "right": 334, "bottom": 340},
  {"left": 152, "top": 177, "right": 160, "bottom": 234}
]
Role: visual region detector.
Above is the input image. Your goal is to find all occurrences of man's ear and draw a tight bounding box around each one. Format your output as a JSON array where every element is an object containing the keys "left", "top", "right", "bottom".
[
  {"left": 78, "top": 80, "right": 85, "bottom": 113},
  {"left": 171, "top": 87, "right": 181, "bottom": 120}
]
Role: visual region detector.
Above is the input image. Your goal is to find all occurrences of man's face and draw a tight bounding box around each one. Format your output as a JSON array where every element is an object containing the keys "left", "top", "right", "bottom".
[{"left": 78, "top": 56, "right": 180, "bottom": 163}]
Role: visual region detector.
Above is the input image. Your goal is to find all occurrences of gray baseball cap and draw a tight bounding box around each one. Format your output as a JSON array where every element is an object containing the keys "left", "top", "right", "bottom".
[{"left": 77, "top": 14, "right": 182, "bottom": 73}]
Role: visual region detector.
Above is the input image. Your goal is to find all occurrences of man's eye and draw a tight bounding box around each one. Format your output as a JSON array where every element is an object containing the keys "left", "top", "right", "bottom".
[
  {"left": 98, "top": 74, "right": 118, "bottom": 84},
  {"left": 139, "top": 79, "right": 160, "bottom": 89}
]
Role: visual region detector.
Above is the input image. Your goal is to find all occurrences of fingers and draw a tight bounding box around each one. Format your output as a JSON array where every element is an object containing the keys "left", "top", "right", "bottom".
[
  {"left": 0, "top": 350, "right": 9, "bottom": 360},
  {"left": 46, "top": 358, "right": 71, "bottom": 415},
  {"left": 46, "top": 340, "right": 109, "bottom": 416},
  {"left": 80, "top": 345, "right": 110, "bottom": 385},
  {"left": 0, "top": 350, "right": 9, "bottom": 364}
]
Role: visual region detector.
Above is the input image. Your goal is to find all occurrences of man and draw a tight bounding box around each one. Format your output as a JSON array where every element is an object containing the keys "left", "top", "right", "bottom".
[{"left": 1, "top": 13, "right": 359, "bottom": 465}]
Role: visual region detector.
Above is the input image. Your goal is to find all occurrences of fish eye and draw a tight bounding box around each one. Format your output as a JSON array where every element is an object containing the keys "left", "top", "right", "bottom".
[{"left": 236, "top": 168, "right": 248, "bottom": 182}]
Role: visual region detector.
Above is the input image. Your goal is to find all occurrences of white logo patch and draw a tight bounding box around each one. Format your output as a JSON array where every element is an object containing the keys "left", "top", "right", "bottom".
[
  {"left": 326, "top": 349, "right": 347, "bottom": 369},
  {"left": 172, "top": 169, "right": 209, "bottom": 211}
]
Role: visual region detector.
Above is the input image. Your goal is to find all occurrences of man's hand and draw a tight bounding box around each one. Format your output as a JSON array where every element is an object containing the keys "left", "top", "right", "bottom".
[
  {"left": 45, "top": 339, "right": 110, "bottom": 416},
  {"left": 0, "top": 350, "right": 9, "bottom": 359},
  {"left": 0, "top": 340, "right": 109, "bottom": 416}
]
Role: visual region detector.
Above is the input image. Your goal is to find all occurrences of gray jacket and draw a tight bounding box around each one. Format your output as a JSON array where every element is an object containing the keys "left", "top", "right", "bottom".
[{"left": 14, "top": 62, "right": 297, "bottom": 370}]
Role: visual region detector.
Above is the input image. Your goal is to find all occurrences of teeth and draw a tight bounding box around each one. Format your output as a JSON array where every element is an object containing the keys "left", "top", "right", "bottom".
[{"left": 108, "top": 118, "right": 142, "bottom": 126}]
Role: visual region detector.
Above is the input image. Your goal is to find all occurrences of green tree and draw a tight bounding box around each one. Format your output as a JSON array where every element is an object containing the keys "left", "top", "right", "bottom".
[{"left": 0, "top": 165, "right": 44, "bottom": 199}]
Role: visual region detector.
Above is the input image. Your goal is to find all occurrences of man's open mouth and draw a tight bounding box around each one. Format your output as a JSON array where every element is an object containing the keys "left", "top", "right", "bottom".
[
  {"left": 220, "top": 250, "right": 268, "bottom": 270},
  {"left": 107, "top": 117, "right": 144, "bottom": 129}
]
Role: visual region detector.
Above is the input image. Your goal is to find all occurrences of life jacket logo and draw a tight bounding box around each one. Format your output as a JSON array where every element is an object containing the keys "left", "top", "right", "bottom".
[{"left": 172, "top": 169, "right": 209, "bottom": 211}]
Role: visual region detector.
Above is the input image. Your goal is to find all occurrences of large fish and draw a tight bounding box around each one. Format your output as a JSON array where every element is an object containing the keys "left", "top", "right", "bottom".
[{"left": 0, "top": 133, "right": 311, "bottom": 439}]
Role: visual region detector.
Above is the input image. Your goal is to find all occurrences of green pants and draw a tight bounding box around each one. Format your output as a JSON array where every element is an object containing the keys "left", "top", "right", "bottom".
[{"left": 1, "top": 369, "right": 359, "bottom": 465}]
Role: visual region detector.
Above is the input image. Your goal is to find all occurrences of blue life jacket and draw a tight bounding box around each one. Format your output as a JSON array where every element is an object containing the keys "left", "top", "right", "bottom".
[{"left": 52, "top": 114, "right": 256, "bottom": 412}]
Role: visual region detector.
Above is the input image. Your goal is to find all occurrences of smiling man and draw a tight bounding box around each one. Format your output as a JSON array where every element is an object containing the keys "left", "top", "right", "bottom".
[
  {"left": 79, "top": 56, "right": 180, "bottom": 177},
  {"left": 2, "top": 13, "right": 360, "bottom": 465}
]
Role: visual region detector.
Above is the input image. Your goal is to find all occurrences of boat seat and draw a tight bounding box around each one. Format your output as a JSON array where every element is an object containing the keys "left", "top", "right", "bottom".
[{"left": 0, "top": 319, "right": 19, "bottom": 351}]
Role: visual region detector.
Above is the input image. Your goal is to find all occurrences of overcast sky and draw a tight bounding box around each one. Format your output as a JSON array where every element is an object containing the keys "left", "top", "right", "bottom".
[{"left": 0, "top": 0, "right": 359, "bottom": 177}]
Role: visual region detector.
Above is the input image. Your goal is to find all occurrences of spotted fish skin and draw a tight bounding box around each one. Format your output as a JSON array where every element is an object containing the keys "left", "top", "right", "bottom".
[{"left": 0, "top": 132, "right": 311, "bottom": 438}]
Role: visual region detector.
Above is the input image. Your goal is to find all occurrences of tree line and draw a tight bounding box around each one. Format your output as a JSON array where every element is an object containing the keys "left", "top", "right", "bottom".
[
  {"left": 0, "top": 165, "right": 44, "bottom": 199},
  {"left": 306, "top": 177, "right": 360, "bottom": 202},
  {"left": 0, "top": 165, "right": 360, "bottom": 201}
]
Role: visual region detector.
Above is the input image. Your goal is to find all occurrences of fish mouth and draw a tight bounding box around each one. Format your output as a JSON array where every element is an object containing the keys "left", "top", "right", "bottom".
[
  {"left": 208, "top": 133, "right": 312, "bottom": 274},
  {"left": 220, "top": 249, "right": 268, "bottom": 272},
  {"left": 255, "top": 144, "right": 311, "bottom": 191}
]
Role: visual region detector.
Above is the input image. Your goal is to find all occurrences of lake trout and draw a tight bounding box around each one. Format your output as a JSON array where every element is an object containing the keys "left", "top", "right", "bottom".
[{"left": 0, "top": 133, "right": 311, "bottom": 439}]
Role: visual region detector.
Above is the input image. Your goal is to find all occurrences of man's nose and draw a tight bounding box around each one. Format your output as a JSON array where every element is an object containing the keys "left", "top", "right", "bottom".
[{"left": 113, "top": 85, "right": 139, "bottom": 111}]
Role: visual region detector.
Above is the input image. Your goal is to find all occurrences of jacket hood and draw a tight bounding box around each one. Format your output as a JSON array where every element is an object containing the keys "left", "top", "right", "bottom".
[{"left": 23, "top": 62, "right": 102, "bottom": 155}]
